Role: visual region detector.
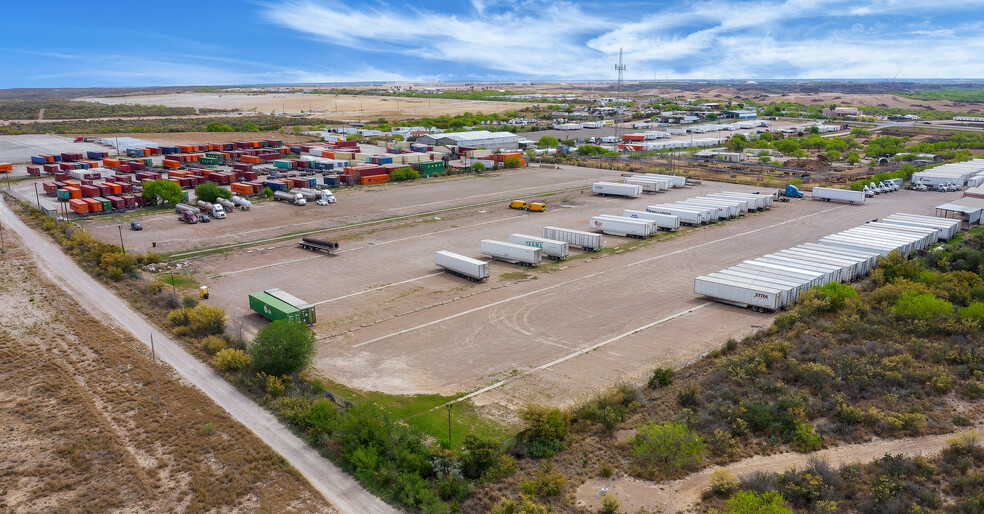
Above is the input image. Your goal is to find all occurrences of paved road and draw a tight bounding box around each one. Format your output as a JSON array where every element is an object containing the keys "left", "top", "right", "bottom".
[{"left": 0, "top": 198, "right": 399, "bottom": 514}]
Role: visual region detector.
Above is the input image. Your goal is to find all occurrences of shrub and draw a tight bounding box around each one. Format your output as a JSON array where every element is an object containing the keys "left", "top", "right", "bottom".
[
  {"left": 632, "top": 422, "right": 706, "bottom": 472},
  {"left": 519, "top": 463, "right": 565, "bottom": 497},
  {"left": 600, "top": 406, "right": 625, "bottom": 431},
  {"left": 600, "top": 493, "right": 621, "bottom": 514},
  {"left": 195, "top": 182, "right": 232, "bottom": 203},
  {"left": 462, "top": 434, "right": 500, "bottom": 480},
  {"left": 503, "top": 156, "right": 523, "bottom": 168},
  {"left": 677, "top": 383, "right": 701, "bottom": 408},
  {"left": 791, "top": 423, "right": 822, "bottom": 452},
  {"left": 187, "top": 304, "right": 226, "bottom": 337},
  {"left": 725, "top": 490, "right": 792, "bottom": 514},
  {"left": 811, "top": 282, "right": 858, "bottom": 311},
  {"left": 520, "top": 405, "right": 569, "bottom": 457},
  {"left": 168, "top": 307, "right": 192, "bottom": 327},
  {"left": 305, "top": 398, "right": 339, "bottom": 436},
  {"left": 249, "top": 320, "right": 316, "bottom": 376},
  {"left": 959, "top": 302, "right": 984, "bottom": 321},
  {"left": 157, "top": 291, "right": 181, "bottom": 309},
  {"left": 600, "top": 463, "right": 615, "bottom": 477},
  {"left": 648, "top": 367, "right": 674, "bottom": 388},
  {"left": 710, "top": 469, "right": 740, "bottom": 496},
  {"left": 893, "top": 291, "right": 953, "bottom": 322},
  {"left": 201, "top": 335, "right": 227, "bottom": 354},
  {"left": 214, "top": 348, "right": 251, "bottom": 371},
  {"left": 258, "top": 371, "right": 286, "bottom": 396},
  {"left": 390, "top": 166, "right": 420, "bottom": 181},
  {"left": 173, "top": 326, "right": 189, "bottom": 337},
  {"left": 182, "top": 296, "right": 199, "bottom": 308}
]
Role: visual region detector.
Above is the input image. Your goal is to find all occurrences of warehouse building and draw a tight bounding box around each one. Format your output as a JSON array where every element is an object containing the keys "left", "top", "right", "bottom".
[{"left": 416, "top": 130, "right": 521, "bottom": 151}]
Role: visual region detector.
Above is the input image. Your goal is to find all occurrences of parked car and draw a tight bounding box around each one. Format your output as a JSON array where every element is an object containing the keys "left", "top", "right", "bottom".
[
  {"left": 130, "top": 221, "right": 143, "bottom": 231},
  {"left": 199, "top": 213, "right": 211, "bottom": 223}
]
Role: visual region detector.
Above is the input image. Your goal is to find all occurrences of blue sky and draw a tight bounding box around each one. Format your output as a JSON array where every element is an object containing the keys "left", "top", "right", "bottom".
[{"left": 3, "top": 0, "right": 983, "bottom": 88}]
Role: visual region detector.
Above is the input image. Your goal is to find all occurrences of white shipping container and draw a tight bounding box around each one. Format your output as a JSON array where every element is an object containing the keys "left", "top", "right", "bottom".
[
  {"left": 623, "top": 177, "right": 661, "bottom": 192},
  {"left": 480, "top": 240, "right": 542, "bottom": 266},
  {"left": 674, "top": 201, "right": 727, "bottom": 220},
  {"left": 589, "top": 216, "right": 652, "bottom": 237},
  {"left": 508, "top": 234, "right": 569, "bottom": 260},
  {"left": 882, "top": 214, "right": 961, "bottom": 240},
  {"left": 595, "top": 215, "right": 656, "bottom": 236},
  {"left": 811, "top": 187, "right": 866, "bottom": 204},
  {"left": 436, "top": 251, "right": 489, "bottom": 281},
  {"left": 542, "top": 226, "right": 604, "bottom": 251},
  {"left": 622, "top": 209, "right": 680, "bottom": 230},
  {"left": 592, "top": 182, "right": 643, "bottom": 197},
  {"left": 646, "top": 205, "right": 705, "bottom": 225},
  {"left": 694, "top": 275, "right": 784, "bottom": 311},
  {"left": 642, "top": 173, "right": 687, "bottom": 187}
]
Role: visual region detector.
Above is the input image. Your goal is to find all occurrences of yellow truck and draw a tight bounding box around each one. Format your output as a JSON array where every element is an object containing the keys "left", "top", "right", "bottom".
[{"left": 509, "top": 200, "right": 546, "bottom": 212}]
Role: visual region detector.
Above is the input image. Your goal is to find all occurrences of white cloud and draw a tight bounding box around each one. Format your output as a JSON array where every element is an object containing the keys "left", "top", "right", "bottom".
[{"left": 257, "top": 0, "right": 984, "bottom": 80}]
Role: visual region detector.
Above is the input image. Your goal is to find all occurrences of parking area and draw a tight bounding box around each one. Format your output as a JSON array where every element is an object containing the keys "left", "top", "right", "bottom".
[
  {"left": 172, "top": 170, "right": 961, "bottom": 406},
  {"left": 0, "top": 134, "right": 112, "bottom": 165}
]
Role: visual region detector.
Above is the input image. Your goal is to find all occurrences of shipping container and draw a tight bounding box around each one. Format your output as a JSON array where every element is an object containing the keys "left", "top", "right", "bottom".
[
  {"left": 592, "top": 182, "right": 643, "bottom": 197},
  {"left": 436, "top": 251, "right": 490, "bottom": 281},
  {"left": 811, "top": 187, "right": 866, "bottom": 204},
  {"left": 694, "top": 275, "right": 785, "bottom": 311},
  {"left": 646, "top": 205, "right": 705, "bottom": 225},
  {"left": 508, "top": 234, "right": 569, "bottom": 260},
  {"left": 249, "top": 291, "right": 315, "bottom": 324},
  {"left": 69, "top": 198, "right": 89, "bottom": 215},
  {"left": 481, "top": 240, "right": 542, "bottom": 266},
  {"left": 265, "top": 288, "right": 316, "bottom": 323},
  {"left": 623, "top": 177, "right": 662, "bottom": 192},
  {"left": 541, "top": 226, "right": 604, "bottom": 251},
  {"left": 622, "top": 209, "right": 680, "bottom": 230},
  {"left": 589, "top": 216, "right": 653, "bottom": 238}
]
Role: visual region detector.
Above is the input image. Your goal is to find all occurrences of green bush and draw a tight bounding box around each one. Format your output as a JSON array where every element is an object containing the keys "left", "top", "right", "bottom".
[
  {"left": 811, "top": 282, "right": 858, "bottom": 311},
  {"left": 519, "top": 405, "right": 569, "bottom": 456},
  {"left": 187, "top": 304, "right": 226, "bottom": 337},
  {"left": 791, "top": 423, "right": 822, "bottom": 452},
  {"left": 390, "top": 166, "right": 420, "bottom": 181},
  {"left": 631, "top": 422, "right": 706, "bottom": 472},
  {"left": 202, "top": 335, "right": 227, "bottom": 354},
  {"left": 600, "top": 493, "right": 621, "bottom": 514},
  {"left": 648, "top": 367, "right": 674, "bottom": 388},
  {"left": 893, "top": 291, "right": 954, "bottom": 323},
  {"left": 305, "top": 398, "right": 339, "bottom": 436},
  {"left": 195, "top": 182, "right": 233, "bottom": 203},
  {"left": 214, "top": 348, "right": 251, "bottom": 371},
  {"left": 249, "top": 320, "right": 316, "bottom": 376},
  {"left": 167, "top": 307, "right": 192, "bottom": 327},
  {"left": 503, "top": 156, "right": 523, "bottom": 168},
  {"left": 725, "top": 490, "right": 792, "bottom": 514}
]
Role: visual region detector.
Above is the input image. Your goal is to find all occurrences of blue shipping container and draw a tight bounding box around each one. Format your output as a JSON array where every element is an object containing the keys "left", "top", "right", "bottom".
[
  {"left": 80, "top": 163, "right": 90, "bottom": 169},
  {"left": 323, "top": 176, "right": 340, "bottom": 186},
  {"left": 263, "top": 180, "right": 288, "bottom": 191},
  {"left": 31, "top": 156, "right": 46, "bottom": 164}
]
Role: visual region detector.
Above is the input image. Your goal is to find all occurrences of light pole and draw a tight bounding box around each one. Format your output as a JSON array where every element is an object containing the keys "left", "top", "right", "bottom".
[
  {"left": 34, "top": 182, "right": 41, "bottom": 209},
  {"left": 118, "top": 225, "right": 125, "bottom": 254},
  {"left": 446, "top": 403, "right": 453, "bottom": 443}
]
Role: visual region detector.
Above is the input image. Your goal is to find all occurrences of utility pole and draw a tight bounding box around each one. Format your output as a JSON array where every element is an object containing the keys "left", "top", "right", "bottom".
[
  {"left": 118, "top": 225, "right": 125, "bottom": 254},
  {"left": 0, "top": 220, "right": 5, "bottom": 253},
  {"left": 150, "top": 333, "right": 161, "bottom": 408},
  {"left": 446, "top": 403, "right": 453, "bottom": 443},
  {"left": 169, "top": 272, "right": 176, "bottom": 295},
  {"left": 34, "top": 182, "right": 41, "bottom": 209}
]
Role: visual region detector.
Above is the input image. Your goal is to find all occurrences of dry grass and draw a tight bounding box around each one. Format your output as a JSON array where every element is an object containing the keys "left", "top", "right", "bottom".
[{"left": 0, "top": 235, "right": 334, "bottom": 512}]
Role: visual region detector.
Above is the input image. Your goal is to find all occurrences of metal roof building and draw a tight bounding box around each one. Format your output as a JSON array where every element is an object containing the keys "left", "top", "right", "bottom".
[{"left": 416, "top": 130, "right": 521, "bottom": 150}]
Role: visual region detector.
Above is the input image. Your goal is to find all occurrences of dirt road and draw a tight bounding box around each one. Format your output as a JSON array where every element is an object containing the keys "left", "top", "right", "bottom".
[
  {"left": 575, "top": 431, "right": 967, "bottom": 513},
  {"left": 0, "top": 199, "right": 397, "bottom": 514}
]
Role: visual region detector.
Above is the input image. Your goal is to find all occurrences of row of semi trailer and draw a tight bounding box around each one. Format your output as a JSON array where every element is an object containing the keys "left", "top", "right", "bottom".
[
  {"left": 593, "top": 190, "right": 774, "bottom": 237},
  {"left": 694, "top": 213, "right": 963, "bottom": 312}
]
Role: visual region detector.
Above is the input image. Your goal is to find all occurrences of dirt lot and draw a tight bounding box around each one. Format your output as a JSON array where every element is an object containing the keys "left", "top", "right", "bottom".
[
  {"left": 0, "top": 231, "right": 333, "bottom": 512},
  {"left": 81, "top": 93, "right": 532, "bottom": 122},
  {"left": 107, "top": 165, "right": 962, "bottom": 409}
]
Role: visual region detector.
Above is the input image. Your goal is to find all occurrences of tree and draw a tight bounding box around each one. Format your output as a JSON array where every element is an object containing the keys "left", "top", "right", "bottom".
[
  {"left": 249, "top": 320, "right": 316, "bottom": 376},
  {"left": 205, "top": 121, "right": 232, "bottom": 132},
  {"left": 775, "top": 139, "right": 800, "bottom": 154},
  {"left": 195, "top": 182, "right": 232, "bottom": 203},
  {"left": 142, "top": 179, "right": 183, "bottom": 205},
  {"left": 758, "top": 132, "right": 773, "bottom": 142},
  {"left": 725, "top": 136, "right": 746, "bottom": 152},
  {"left": 503, "top": 156, "right": 523, "bottom": 168},
  {"left": 847, "top": 151, "right": 861, "bottom": 165},
  {"left": 537, "top": 136, "right": 559, "bottom": 148},
  {"left": 472, "top": 162, "right": 486, "bottom": 172},
  {"left": 390, "top": 167, "right": 420, "bottom": 181},
  {"left": 241, "top": 122, "right": 260, "bottom": 132},
  {"left": 632, "top": 422, "right": 706, "bottom": 471}
]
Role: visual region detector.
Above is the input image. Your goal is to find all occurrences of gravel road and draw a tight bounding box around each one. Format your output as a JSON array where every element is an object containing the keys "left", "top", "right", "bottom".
[{"left": 0, "top": 198, "right": 399, "bottom": 514}]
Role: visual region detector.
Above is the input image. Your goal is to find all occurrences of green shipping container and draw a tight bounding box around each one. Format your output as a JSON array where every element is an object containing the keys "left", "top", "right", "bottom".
[
  {"left": 205, "top": 152, "right": 224, "bottom": 160},
  {"left": 93, "top": 196, "right": 112, "bottom": 212},
  {"left": 248, "top": 292, "right": 315, "bottom": 324},
  {"left": 141, "top": 158, "right": 153, "bottom": 166},
  {"left": 265, "top": 288, "right": 316, "bottom": 324},
  {"left": 273, "top": 160, "right": 294, "bottom": 169},
  {"left": 200, "top": 157, "right": 219, "bottom": 165},
  {"left": 413, "top": 160, "right": 445, "bottom": 176},
  {"left": 57, "top": 189, "right": 70, "bottom": 200}
]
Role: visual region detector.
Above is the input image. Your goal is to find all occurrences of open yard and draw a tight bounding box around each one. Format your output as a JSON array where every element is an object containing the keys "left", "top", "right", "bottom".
[
  {"left": 81, "top": 93, "right": 532, "bottom": 122},
  {"left": 59, "top": 163, "right": 961, "bottom": 413},
  {"left": 0, "top": 229, "right": 333, "bottom": 512}
]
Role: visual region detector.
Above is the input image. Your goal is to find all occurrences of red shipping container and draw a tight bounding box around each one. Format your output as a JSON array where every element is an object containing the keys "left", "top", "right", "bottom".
[
  {"left": 119, "top": 182, "right": 133, "bottom": 193},
  {"left": 121, "top": 195, "right": 136, "bottom": 208},
  {"left": 43, "top": 182, "right": 58, "bottom": 195},
  {"left": 80, "top": 184, "right": 100, "bottom": 197},
  {"left": 58, "top": 162, "right": 74, "bottom": 171},
  {"left": 97, "top": 184, "right": 112, "bottom": 196},
  {"left": 27, "top": 166, "right": 41, "bottom": 176},
  {"left": 106, "top": 195, "right": 125, "bottom": 210},
  {"left": 44, "top": 164, "right": 60, "bottom": 173}
]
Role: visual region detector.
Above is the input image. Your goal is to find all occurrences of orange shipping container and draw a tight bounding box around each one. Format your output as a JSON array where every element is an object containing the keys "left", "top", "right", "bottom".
[
  {"left": 163, "top": 160, "right": 181, "bottom": 169},
  {"left": 64, "top": 186, "right": 82, "bottom": 199},
  {"left": 69, "top": 198, "right": 89, "bottom": 214},
  {"left": 241, "top": 155, "right": 261, "bottom": 164},
  {"left": 103, "top": 158, "right": 121, "bottom": 168},
  {"left": 105, "top": 182, "right": 123, "bottom": 194},
  {"left": 82, "top": 197, "right": 102, "bottom": 213},
  {"left": 179, "top": 145, "right": 196, "bottom": 153},
  {"left": 168, "top": 170, "right": 188, "bottom": 178},
  {"left": 361, "top": 174, "right": 390, "bottom": 185},
  {"left": 0, "top": 163, "right": 12, "bottom": 172},
  {"left": 230, "top": 183, "right": 253, "bottom": 195}
]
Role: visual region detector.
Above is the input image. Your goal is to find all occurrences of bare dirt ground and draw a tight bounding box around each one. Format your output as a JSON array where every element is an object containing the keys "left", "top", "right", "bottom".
[
  {"left": 69, "top": 131, "right": 321, "bottom": 146},
  {"left": 81, "top": 93, "right": 532, "bottom": 122},
  {"left": 0, "top": 230, "right": 334, "bottom": 512},
  {"left": 575, "top": 428, "right": 977, "bottom": 513}
]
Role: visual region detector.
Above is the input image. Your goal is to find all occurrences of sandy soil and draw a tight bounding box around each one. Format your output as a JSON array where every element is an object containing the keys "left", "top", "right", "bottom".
[
  {"left": 0, "top": 226, "right": 334, "bottom": 512},
  {"left": 575, "top": 429, "right": 975, "bottom": 513},
  {"left": 0, "top": 134, "right": 114, "bottom": 164},
  {"left": 81, "top": 93, "right": 532, "bottom": 122}
]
